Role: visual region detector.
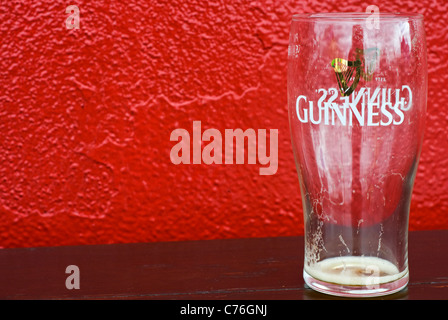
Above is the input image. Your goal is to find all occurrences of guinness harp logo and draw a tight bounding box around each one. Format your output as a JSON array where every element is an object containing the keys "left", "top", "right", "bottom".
[{"left": 331, "top": 48, "right": 380, "bottom": 96}]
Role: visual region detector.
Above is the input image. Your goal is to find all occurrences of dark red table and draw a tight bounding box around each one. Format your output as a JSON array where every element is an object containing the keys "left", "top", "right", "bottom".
[{"left": 0, "top": 230, "right": 447, "bottom": 300}]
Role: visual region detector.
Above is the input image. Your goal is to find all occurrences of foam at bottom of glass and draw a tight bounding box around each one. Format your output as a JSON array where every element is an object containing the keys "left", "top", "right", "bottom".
[{"left": 303, "top": 256, "right": 408, "bottom": 297}]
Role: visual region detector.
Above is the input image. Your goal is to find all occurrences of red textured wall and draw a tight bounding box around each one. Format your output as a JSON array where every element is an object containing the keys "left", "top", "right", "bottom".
[{"left": 0, "top": 1, "right": 447, "bottom": 249}]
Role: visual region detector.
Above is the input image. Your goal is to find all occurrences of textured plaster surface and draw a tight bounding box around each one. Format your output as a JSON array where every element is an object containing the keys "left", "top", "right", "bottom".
[{"left": 0, "top": 1, "right": 446, "bottom": 248}]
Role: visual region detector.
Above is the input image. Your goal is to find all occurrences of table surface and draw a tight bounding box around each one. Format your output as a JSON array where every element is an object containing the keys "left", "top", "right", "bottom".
[{"left": 0, "top": 230, "right": 447, "bottom": 300}]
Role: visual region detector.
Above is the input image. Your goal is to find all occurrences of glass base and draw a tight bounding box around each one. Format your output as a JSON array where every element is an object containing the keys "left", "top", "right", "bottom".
[{"left": 303, "top": 256, "right": 409, "bottom": 298}]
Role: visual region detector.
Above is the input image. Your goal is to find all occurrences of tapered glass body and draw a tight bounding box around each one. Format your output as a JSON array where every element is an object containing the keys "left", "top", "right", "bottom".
[{"left": 287, "top": 13, "right": 427, "bottom": 297}]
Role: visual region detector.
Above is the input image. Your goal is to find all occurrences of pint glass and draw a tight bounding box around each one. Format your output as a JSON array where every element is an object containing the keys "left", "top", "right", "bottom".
[{"left": 287, "top": 13, "right": 427, "bottom": 297}]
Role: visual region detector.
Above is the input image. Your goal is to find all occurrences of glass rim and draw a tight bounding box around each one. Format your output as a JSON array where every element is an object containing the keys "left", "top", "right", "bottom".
[{"left": 291, "top": 12, "right": 424, "bottom": 21}]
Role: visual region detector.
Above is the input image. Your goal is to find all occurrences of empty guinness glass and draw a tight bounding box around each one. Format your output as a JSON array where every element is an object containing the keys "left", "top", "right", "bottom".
[{"left": 288, "top": 12, "right": 427, "bottom": 297}]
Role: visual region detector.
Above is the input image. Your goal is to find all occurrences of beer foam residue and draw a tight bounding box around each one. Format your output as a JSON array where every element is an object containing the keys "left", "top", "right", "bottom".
[
  {"left": 305, "top": 219, "right": 326, "bottom": 267},
  {"left": 304, "top": 256, "right": 407, "bottom": 286}
]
